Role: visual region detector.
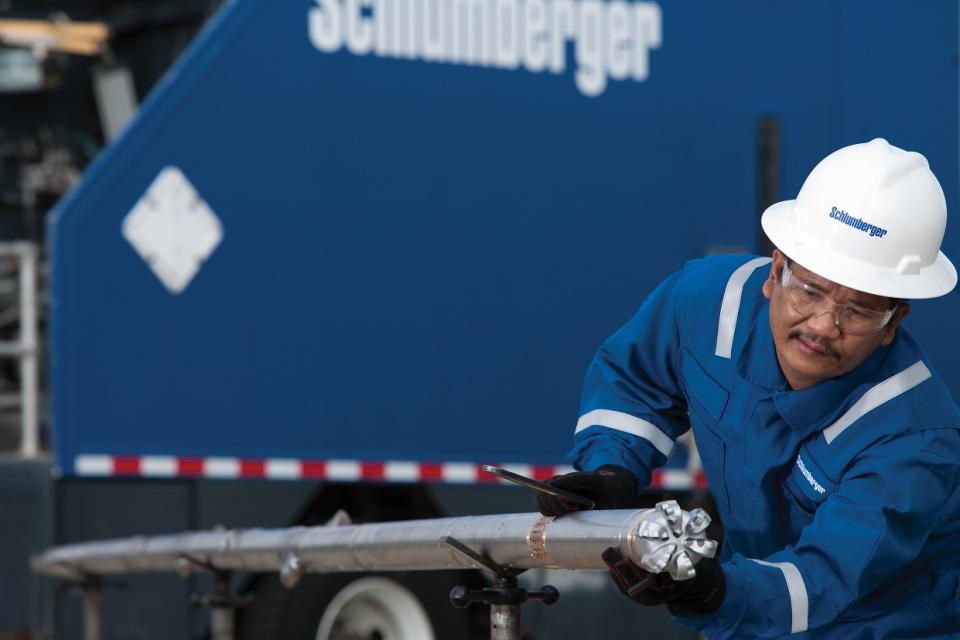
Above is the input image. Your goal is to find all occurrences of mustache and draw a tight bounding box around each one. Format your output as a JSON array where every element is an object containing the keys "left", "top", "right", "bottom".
[{"left": 789, "top": 330, "right": 841, "bottom": 361}]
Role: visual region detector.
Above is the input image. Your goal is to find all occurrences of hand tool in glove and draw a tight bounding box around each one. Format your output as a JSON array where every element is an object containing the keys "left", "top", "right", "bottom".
[
  {"left": 482, "top": 465, "right": 597, "bottom": 510},
  {"left": 536, "top": 464, "right": 638, "bottom": 516}
]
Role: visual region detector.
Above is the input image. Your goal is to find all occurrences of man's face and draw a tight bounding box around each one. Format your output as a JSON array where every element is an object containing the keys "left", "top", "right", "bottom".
[{"left": 761, "top": 251, "right": 911, "bottom": 390}]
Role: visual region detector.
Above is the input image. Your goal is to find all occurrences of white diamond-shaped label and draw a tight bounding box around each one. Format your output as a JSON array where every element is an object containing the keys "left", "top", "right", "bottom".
[{"left": 122, "top": 166, "right": 224, "bottom": 294}]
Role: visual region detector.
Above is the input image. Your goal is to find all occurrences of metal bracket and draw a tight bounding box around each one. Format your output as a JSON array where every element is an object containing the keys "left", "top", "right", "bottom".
[
  {"left": 443, "top": 536, "right": 522, "bottom": 580},
  {"left": 176, "top": 554, "right": 252, "bottom": 640},
  {"left": 177, "top": 555, "right": 254, "bottom": 611},
  {"left": 444, "top": 536, "right": 558, "bottom": 640}
]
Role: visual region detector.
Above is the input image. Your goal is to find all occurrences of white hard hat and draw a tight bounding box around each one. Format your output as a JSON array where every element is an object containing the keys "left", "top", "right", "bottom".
[{"left": 762, "top": 138, "right": 957, "bottom": 299}]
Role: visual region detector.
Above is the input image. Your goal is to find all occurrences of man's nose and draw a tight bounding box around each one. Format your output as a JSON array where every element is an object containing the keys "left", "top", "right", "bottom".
[{"left": 805, "top": 308, "right": 842, "bottom": 339}]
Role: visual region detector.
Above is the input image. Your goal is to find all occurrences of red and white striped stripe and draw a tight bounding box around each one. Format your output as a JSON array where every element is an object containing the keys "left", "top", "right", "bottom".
[{"left": 73, "top": 455, "right": 707, "bottom": 490}]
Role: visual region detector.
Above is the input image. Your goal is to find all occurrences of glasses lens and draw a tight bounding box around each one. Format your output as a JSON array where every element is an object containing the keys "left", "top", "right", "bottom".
[
  {"left": 781, "top": 267, "right": 890, "bottom": 335},
  {"left": 836, "top": 307, "right": 890, "bottom": 335}
]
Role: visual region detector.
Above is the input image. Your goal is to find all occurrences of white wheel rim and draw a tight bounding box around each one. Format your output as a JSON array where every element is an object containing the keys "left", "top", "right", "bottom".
[{"left": 315, "top": 577, "right": 436, "bottom": 640}]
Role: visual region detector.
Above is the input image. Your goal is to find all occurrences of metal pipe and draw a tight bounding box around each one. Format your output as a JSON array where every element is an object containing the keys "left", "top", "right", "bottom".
[
  {"left": 210, "top": 608, "right": 234, "bottom": 640},
  {"left": 32, "top": 502, "right": 716, "bottom": 582},
  {"left": 81, "top": 582, "right": 103, "bottom": 640},
  {"left": 490, "top": 604, "right": 520, "bottom": 640}
]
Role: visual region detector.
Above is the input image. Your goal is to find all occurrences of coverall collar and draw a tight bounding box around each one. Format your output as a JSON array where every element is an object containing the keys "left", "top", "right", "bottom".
[{"left": 736, "top": 299, "right": 889, "bottom": 438}]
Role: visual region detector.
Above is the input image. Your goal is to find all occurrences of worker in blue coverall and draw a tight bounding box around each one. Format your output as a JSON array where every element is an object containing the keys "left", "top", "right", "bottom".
[{"left": 537, "top": 139, "right": 960, "bottom": 638}]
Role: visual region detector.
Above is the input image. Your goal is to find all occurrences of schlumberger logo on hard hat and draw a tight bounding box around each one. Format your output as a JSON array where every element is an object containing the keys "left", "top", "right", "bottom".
[
  {"left": 828, "top": 206, "right": 888, "bottom": 238},
  {"left": 307, "top": 0, "right": 662, "bottom": 97}
]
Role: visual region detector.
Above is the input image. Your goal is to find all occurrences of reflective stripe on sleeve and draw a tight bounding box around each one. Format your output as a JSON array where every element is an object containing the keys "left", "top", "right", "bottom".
[
  {"left": 750, "top": 559, "right": 809, "bottom": 633},
  {"left": 823, "top": 361, "right": 931, "bottom": 444},
  {"left": 574, "top": 409, "right": 675, "bottom": 458},
  {"left": 715, "top": 257, "right": 772, "bottom": 359}
]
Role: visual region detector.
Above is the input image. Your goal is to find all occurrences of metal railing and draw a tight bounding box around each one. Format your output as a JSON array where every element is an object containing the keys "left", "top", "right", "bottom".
[{"left": 0, "top": 242, "right": 40, "bottom": 457}]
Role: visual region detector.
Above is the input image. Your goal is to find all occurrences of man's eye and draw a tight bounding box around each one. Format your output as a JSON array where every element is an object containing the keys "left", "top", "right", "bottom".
[{"left": 801, "top": 287, "right": 822, "bottom": 301}]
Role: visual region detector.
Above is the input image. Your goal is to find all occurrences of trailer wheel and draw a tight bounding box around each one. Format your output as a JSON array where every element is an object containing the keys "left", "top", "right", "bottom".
[
  {"left": 237, "top": 570, "right": 486, "bottom": 640},
  {"left": 314, "top": 576, "right": 434, "bottom": 639}
]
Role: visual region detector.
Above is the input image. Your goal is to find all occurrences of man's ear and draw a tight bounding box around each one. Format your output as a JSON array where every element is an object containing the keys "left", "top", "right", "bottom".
[
  {"left": 879, "top": 303, "right": 911, "bottom": 346},
  {"left": 762, "top": 250, "right": 784, "bottom": 300}
]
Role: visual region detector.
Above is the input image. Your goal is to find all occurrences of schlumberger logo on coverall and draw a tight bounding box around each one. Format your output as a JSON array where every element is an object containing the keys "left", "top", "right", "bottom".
[
  {"left": 307, "top": 0, "right": 663, "bottom": 97},
  {"left": 796, "top": 455, "right": 825, "bottom": 495},
  {"left": 829, "top": 206, "right": 889, "bottom": 238}
]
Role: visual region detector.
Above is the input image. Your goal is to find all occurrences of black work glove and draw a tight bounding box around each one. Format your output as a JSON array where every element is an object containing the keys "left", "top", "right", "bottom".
[
  {"left": 536, "top": 465, "right": 638, "bottom": 516},
  {"left": 602, "top": 547, "right": 725, "bottom": 617}
]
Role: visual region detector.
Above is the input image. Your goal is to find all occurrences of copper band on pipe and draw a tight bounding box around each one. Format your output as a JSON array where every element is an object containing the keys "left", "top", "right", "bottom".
[{"left": 526, "top": 515, "right": 560, "bottom": 569}]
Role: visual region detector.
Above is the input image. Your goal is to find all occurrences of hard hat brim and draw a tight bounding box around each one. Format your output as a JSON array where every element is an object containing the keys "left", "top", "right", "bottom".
[{"left": 761, "top": 199, "right": 958, "bottom": 299}]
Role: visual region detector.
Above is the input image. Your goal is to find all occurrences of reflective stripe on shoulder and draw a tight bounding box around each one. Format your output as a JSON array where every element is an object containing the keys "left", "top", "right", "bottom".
[
  {"left": 574, "top": 409, "right": 675, "bottom": 458},
  {"left": 751, "top": 559, "right": 808, "bottom": 633},
  {"left": 822, "top": 361, "right": 931, "bottom": 445},
  {"left": 715, "top": 257, "right": 772, "bottom": 359}
]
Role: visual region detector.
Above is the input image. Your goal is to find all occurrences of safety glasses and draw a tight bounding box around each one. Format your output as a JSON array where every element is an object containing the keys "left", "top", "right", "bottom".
[{"left": 780, "top": 263, "right": 896, "bottom": 336}]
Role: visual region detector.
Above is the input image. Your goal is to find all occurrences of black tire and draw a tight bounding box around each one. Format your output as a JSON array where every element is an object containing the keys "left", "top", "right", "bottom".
[{"left": 237, "top": 569, "right": 487, "bottom": 640}]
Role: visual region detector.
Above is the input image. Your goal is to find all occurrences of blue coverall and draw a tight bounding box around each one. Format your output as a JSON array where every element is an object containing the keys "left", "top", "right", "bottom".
[{"left": 570, "top": 254, "right": 960, "bottom": 638}]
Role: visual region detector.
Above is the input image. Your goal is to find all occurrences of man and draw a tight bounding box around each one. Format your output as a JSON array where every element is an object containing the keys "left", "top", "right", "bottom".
[{"left": 538, "top": 139, "right": 960, "bottom": 638}]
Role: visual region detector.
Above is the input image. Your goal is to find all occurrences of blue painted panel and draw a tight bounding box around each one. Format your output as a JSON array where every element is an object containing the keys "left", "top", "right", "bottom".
[{"left": 48, "top": 0, "right": 959, "bottom": 472}]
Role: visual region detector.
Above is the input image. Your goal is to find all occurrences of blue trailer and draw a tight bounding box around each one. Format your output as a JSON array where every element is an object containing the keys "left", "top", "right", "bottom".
[{"left": 38, "top": 0, "right": 959, "bottom": 637}]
